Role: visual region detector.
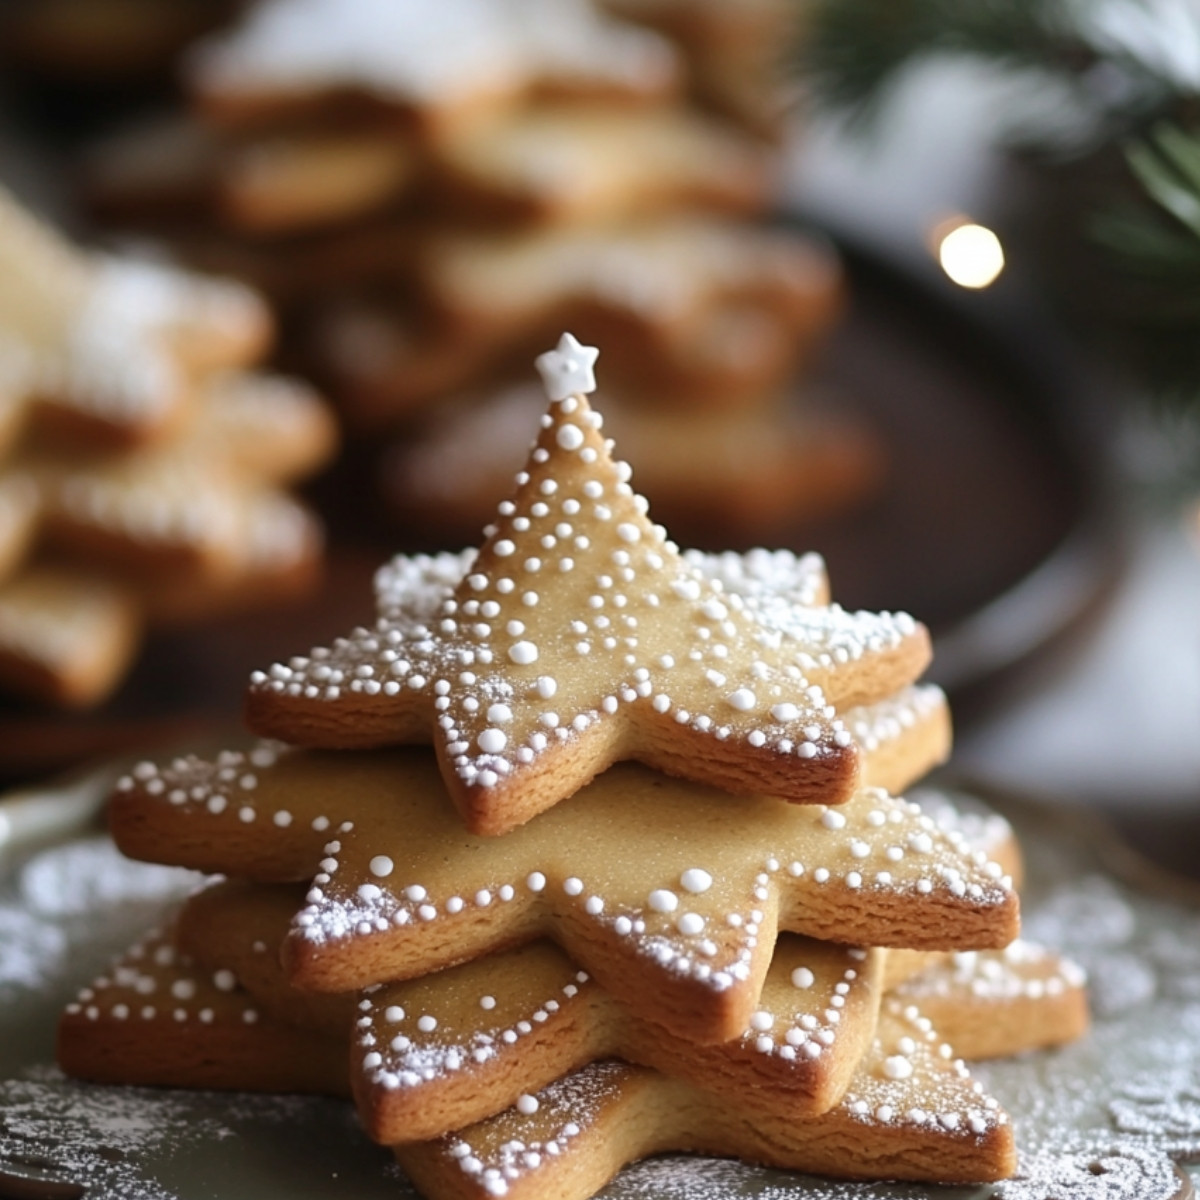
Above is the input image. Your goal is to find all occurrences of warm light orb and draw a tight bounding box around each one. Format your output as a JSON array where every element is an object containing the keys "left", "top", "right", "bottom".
[{"left": 935, "top": 221, "right": 1006, "bottom": 289}]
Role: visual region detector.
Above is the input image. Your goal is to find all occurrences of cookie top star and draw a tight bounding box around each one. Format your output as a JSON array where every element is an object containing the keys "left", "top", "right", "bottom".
[
  {"left": 246, "top": 337, "right": 931, "bottom": 834},
  {"left": 535, "top": 332, "right": 599, "bottom": 401}
]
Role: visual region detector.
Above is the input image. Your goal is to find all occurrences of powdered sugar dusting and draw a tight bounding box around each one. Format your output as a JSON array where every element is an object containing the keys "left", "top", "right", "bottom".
[
  {"left": 0, "top": 836, "right": 199, "bottom": 998},
  {"left": 20, "top": 836, "right": 203, "bottom": 918}
]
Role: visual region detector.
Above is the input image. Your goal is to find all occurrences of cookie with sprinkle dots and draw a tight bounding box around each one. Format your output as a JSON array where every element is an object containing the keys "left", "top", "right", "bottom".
[
  {"left": 109, "top": 724, "right": 1014, "bottom": 1046},
  {"left": 395, "top": 1001, "right": 1017, "bottom": 1196},
  {"left": 177, "top": 879, "right": 902, "bottom": 1137},
  {"left": 0, "top": 184, "right": 270, "bottom": 448},
  {"left": 57, "top": 939, "right": 1018, "bottom": 1189},
  {"left": 246, "top": 333, "right": 932, "bottom": 835},
  {"left": 174, "top": 875, "right": 1079, "bottom": 1147},
  {"left": 57, "top": 926, "right": 348, "bottom": 1096}
]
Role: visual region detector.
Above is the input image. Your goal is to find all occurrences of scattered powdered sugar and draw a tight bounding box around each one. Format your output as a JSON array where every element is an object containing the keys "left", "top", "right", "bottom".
[
  {"left": 0, "top": 836, "right": 203, "bottom": 998},
  {"left": 19, "top": 835, "right": 202, "bottom": 918},
  {"left": 994, "top": 1145, "right": 1187, "bottom": 1200},
  {"left": 0, "top": 1072, "right": 229, "bottom": 1200}
]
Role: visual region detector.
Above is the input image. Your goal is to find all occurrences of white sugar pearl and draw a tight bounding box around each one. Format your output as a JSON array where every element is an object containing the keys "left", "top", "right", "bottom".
[
  {"left": 728, "top": 688, "right": 756, "bottom": 711},
  {"left": 509, "top": 641, "right": 539, "bottom": 665},
  {"left": 516, "top": 1094, "right": 540, "bottom": 1115},
  {"left": 680, "top": 868, "right": 713, "bottom": 894},
  {"left": 677, "top": 912, "right": 706, "bottom": 936},
  {"left": 477, "top": 729, "right": 507, "bottom": 754},
  {"left": 487, "top": 704, "right": 513, "bottom": 724},
  {"left": 369, "top": 856, "right": 394, "bottom": 878},
  {"left": 792, "top": 967, "right": 815, "bottom": 989},
  {"left": 648, "top": 889, "right": 678, "bottom": 913}
]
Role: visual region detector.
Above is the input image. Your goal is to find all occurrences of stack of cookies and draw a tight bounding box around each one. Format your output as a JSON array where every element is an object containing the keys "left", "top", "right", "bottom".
[
  {"left": 86, "top": 0, "right": 881, "bottom": 545},
  {"left": 59, "top": 338, "right": 1088, "bottom": 1197},
  {"left": 0, "top": 185, "right": 335, "bottom": 708}
]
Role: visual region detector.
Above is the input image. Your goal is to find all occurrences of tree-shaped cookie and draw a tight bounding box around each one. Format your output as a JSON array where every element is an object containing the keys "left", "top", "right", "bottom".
[{"left": 247, "top": 334, "right": 932, "bottom": 834}]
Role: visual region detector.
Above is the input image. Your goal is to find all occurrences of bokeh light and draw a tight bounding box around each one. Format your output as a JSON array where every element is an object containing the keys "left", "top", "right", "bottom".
[{"left": 934, "top": 220, "right": 1006, "bottom": 289}]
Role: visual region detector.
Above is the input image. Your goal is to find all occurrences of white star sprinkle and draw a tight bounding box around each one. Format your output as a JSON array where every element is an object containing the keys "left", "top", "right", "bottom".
[{"left": 535, "top": 333, "right": 599, "bottom": 401}]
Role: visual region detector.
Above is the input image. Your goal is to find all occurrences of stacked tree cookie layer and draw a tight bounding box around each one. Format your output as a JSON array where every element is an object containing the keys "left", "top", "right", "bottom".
[
  {"left": 0, "top": 186, "right": 335, "bottom": 707},
  {"left": 62, "top": 339, "right": 1088, "bottom": 1198},
  {"left": 86, "top": 0, "right": 880, "bottom": 544}
]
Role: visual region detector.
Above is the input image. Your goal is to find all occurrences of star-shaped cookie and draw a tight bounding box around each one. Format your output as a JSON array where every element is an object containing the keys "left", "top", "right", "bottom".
[
  {"left": 186, "top": 0, "right": 680, "bottom": 134},
  {"left": 246, "top": 337, "right": 932, "bottom": 834},
  {"left": 0, "top": 184, "right": 269, "bottom": 447},
  {"left": 58, "top": 933, "right": 1018, "bottom": 1189},
  {"left": 395, "top": 1002, "right": 1016, "bottom": 1197},
  {"left": 111, "top": 727, "right": 1013, "bottom": 1045},
  {"left": 177, "top": 878, "right": 904, "bottom": 1139}
]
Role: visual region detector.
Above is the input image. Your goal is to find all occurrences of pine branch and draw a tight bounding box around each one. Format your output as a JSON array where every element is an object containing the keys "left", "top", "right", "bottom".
[
  {"left": 798, "top": 0, "right": 1097, "bottom": 126},
  {"left": 797, "top": 0, "right": 1187, "bottom": 140}
]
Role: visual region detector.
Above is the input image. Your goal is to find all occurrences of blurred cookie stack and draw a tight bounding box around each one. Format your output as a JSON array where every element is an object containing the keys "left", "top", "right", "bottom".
[
  {"left": 0, "top": 185, "right": 335, "bottom": 708},
  {"left": 87, "top": 0, "right": 883, "bottom": 546}
]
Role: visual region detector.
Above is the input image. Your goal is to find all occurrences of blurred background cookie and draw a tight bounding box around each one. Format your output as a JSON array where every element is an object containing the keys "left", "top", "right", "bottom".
[{"left": 0, "top": 185, "right": 335, "bottom": 711}]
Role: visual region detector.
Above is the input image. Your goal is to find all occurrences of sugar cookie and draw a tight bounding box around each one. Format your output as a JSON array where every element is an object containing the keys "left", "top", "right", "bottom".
[
  {"left": 178, "top": 878, "right": 891, "bottom": 1138},
  {"left": 891, "top": 940, "right": 1089, "bottom": 1059},
  {"left": 58, "top": 931, "right": 1016, "bottom": 1187},
  {"left": 110, "top": 738, "right": 1015, "bottom": 1045},
  {"left": 57, "top": 927, "right": 348, "bottom": 1096},
  {"left": 186, "top": 0, "right": 681, "bottom": 134},
  {"left": 396, "top": 1002, "right": 1016, "bottom": 1196},
  {"left": 0, "top": 565, "right": 141, "bottom": 707}
]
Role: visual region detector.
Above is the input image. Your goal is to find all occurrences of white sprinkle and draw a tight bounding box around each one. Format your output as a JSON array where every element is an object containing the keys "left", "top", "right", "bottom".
[
  {"left": 680, "top": 868, "right": 713, "bottom": 894},
  {"left": 556, "top": 424, "right": 585, "bottom": 451},
  {"left": 509, "top": 641, "right": 539, "bottom": 665}
]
